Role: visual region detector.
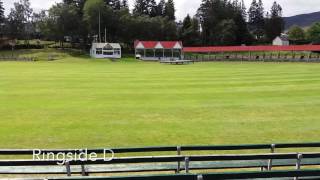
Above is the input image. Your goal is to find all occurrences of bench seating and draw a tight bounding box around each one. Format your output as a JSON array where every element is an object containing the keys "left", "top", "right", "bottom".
[{"left": 160, "top": 60, "right": 194, "bottom": 65}]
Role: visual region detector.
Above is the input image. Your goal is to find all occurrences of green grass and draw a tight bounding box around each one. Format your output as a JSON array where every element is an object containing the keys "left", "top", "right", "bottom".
[{"left": 1, "top": 50, "right": 320, "bottom": 150}]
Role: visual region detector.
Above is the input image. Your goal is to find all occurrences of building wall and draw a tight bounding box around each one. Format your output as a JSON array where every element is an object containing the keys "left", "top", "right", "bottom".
[
  {"left": 273, "top": 37, "right": 289, "bottom": 46},
  {"left": 135, "top": 49, "right": 183, "bottom": 61},
  {"left": 90, "top": 49, "right": 121, "bottom": 59}
]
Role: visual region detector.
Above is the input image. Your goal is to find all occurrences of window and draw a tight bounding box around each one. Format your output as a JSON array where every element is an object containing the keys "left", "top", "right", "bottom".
[
  {"left": 103, "top": 51, "right": 114, "bottom": 55},
  {"left": 114, "top": 50, "right": 120, "bottom": 55},
  {"left": 96, "top": 48, "right": 102, "bottom": 55},
  {"left": 103, "top": 47, "right": 113, "bottom": 51}
]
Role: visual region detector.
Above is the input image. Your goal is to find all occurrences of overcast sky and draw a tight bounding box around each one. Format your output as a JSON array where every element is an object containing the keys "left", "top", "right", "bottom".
[{"left": 3, "top": 0, "right": 320, "bottom": 21}]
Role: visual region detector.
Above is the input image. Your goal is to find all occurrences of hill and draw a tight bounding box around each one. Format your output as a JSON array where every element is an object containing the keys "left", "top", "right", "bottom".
[{"left": 284, "top": 11, "right": 320, "bottom": 30}]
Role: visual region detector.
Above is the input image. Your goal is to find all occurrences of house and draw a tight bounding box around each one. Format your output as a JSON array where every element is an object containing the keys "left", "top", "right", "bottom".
[
  {"left": 90, "top": 43, "right": 121, "bottom": 59},
  {"left": 134, "top": 40, "right": 183, "bottom": 61},
  {"left": 273, "top": 34, "right": 290, "bottom": 46},
  {"left": 0, "top": 38, "right": 16, "bottom": 49},
  {"left": 64, "top": 36, "right": 72, "bottom": 42}
]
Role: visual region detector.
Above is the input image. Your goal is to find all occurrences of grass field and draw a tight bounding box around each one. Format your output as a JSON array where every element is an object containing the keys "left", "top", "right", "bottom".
[{"left": 1, "top": 51, "right": 320, "bottom": 149}]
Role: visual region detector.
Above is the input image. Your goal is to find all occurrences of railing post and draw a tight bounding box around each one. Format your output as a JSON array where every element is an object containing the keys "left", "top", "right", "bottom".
[
  {"left": 80, "top": 150, "right": 88, "bottom": 176},
  {"left": 197, "top": 174, "right": 204, "bottom": 180},
  {"left": 267, "top": 144, "right": 276, "bottom": 171},
  {"left": 65, "top": 161, "right": 71, "bottom": 177},
  {"left": 294, "top": 153, "right": 303, "bottom": 180},
  {"left": 185, "top": 157, "right": 190, "bottom": 173},
  {"left": 176, "top": 146, "right": 181, "bottom": 173}
]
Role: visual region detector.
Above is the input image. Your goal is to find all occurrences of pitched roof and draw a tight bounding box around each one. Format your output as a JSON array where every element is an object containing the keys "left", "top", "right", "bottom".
[
  {"left": 134, "top": 40, "right": 183, "bottom": 49},
  {"left": 161, "top": 41, "right": 181, "bottom": 49},
  {"left": 92, "top": 43, "right": 121, "bottom": 49},
  {"left": 278, "top": 36, "right": 289, "bottom": 41},
  {"left": 142, "top": 41, "right": 158, "bottom": 49}
]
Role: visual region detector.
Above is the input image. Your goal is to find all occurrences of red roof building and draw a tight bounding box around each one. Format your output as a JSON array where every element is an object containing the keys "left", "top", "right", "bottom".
[{"left": 134, "top": 40, "right": 183, "bottom": 61}]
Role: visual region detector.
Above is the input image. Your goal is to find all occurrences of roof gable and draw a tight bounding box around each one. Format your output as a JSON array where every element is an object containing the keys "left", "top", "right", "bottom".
[
  {"left": 173, "top": 42, "right": 182, "bottom": 49},
  {"left": 109, "top": 43, "right": 121, "bottom": 49},
  {"left": 135, "top": 42, "right": 145, "bottom": 49},
  {"left": 104, "top": 43, "right": 113, "bottom": 49},
  {"left": 92, "top": 43, "right": 121, "bottom": 49},
  {"left": 274, "top": 36, "right": 289, "bottom": 42},
  {"left": 155, "top": 42, "right": 164, "bottom": 49}
]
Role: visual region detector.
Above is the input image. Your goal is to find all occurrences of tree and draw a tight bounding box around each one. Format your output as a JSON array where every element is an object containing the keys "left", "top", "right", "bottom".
[
  {"left": 157, "top": 0, "right": 165, "bottom": 16},
  {"left": 161, "top": 17, "right": 177, "bottom": 40},
  {"left": 218, "top": 19, "right": 237, "bottom": 45},
  {"left": 234, "top": 10, "right": 251, "bottom": 45},
  {"left": 265, "top": 1, "right": 284, "bottom": 41},
  {"left": 56, "top": 3, "right": 81, "bottom": 45},
  {"left": 288, "top": 25, "right": 305, "bottom": 41},
  {"left": 197, "top": 0, "right": 251, "bottom": 45},
  {"left": 164, "top": 0, "right": 175, "bottom": 21},
  {"left": 31, "top": 10, "right": 47, "bottom": 39},
  {"left": 7, "top": 0, "right": 33, "bottom": 39},
  {"left": 103, "top": 0, "right": 121, "bottom": 10},
  {"left": 63, "top": 0, "right": 75, "bottom": 4},
  {"left": 133, "top": 0, "right": 160, "bottom": 17},
  {"left": 149, "top": 0, "right": 158, "bottom": 17},
  {"left": 180, "top": 15, "right": 192, "bottom": 44},
  {"left": 0, "top": 0, "right": 5, "bottom": 36},
  {"left": 84, "top": 0, "right": 114, "bottom": 42},
  {"left": 190, "top": 17, "right": 201, "bottom": 45},
  {"left": 121, "top": 0, "right": 129, "bottom": 9},
  {"left": 180, "top": 14, "right": 201, "bottom": 46},
  {"left": 133, "top": 0, "right": 147, "bottom": 15},
  {"left": 113, "top": 0, "right": 121, "bottom": 10},
  {"left": 307, "top": 22, "right": 320, "bottom": 44},
  {"left": 0, "top": 0, "right": 4, "bottom": 24},
  {"left": 240, "top": 0, "right": 247, "bottom": 19},
  {"left": 248, "top": 0, "right": 265, "bottom": 40}
]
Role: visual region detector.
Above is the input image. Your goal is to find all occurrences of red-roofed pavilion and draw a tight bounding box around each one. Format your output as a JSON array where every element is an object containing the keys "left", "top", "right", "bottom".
[{"left": 134, "top": 40, "right": 183, "bottom": 61}]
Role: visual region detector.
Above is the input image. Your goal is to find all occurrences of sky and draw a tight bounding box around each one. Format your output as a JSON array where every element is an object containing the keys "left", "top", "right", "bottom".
[{"left": 3, "top": 0, "right": 320, "bottom": 21}]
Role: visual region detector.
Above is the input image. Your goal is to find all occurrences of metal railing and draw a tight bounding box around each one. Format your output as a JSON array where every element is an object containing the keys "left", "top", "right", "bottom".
[{"left": 1, "top": 143, "right": 320, "bottom": 178}]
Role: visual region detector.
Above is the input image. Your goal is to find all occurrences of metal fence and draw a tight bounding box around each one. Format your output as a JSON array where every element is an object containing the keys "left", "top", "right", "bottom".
[
  {"left": 184, "top": 53, "right": 320, "bottom": 62},
  {"left": 1, "top": 142, "right": 320, "bottom": 178}
]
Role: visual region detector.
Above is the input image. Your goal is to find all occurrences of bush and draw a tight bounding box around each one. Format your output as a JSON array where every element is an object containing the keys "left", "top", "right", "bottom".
[{"left": 1, "top": 44, "right": 44, "bottom": 50}]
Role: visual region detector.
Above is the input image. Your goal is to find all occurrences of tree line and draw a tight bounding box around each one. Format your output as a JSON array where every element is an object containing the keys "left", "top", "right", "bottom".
[
  {"left": 1, "top": 0, "right": 318, "bottom": 49},
  {"left": 287, "top": 24, "right": 320, "bottom": 45},
  {"left": 0, "top": 0, "right": 177, "bottom": 49}
]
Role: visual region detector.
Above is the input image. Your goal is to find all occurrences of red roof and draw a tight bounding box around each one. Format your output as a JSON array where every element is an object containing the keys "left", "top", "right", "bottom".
[
  {"left": 134, "top": 40, "right": 183, "bottom": 49},
  {"left": 161, "top": 41, "right": 182, "bottom": 49},
  {"left": 183, "top": 45, "right": 320, "bottom": 53}
]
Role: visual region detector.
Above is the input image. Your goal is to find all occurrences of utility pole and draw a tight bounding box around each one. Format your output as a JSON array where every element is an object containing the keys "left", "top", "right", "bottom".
[
  {"left": 105, "top": 27, "right": 107, "bottom": 43},
  {"left": 99, "top": 9, "right": 101, "bottom": 43}
]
